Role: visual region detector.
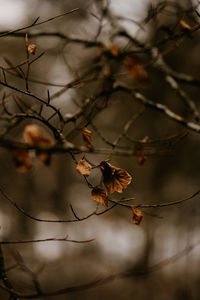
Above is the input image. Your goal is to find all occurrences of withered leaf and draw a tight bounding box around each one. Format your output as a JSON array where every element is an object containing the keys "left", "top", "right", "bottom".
[
  {"left": 124, "top": 56, "right": 149, "bottom": 87},
  {"left": 100, "top": 161, "right": 132, "bottom": 194},
  {"left": 82, "top": 127, "right": 92, "bottom": 149},
  {"left": 132, "top": 206, "right": 143, "bottom": 225},
  {"left": 91, "top": 187, "right": 108, "bottom": 207},
  {"left": 24, "top": 124, "right": 53, "bottom": 147},
  {"left": 24, "top": 124, "right": 42, "bottom": 145},
  {"left": 76, "top": 160, "right": 92, "bottom": 176},
  {"left": 24, "top": 124, "right": 53, "bottom": 165},
  {"left": 137, "top": 149, "right": 147, "bottom": 166},
  {"left": 12, "top": 150, "right": 32, "bottom": 172},
  {"left": 28, "top": 44, "right": 37, "bottom": 54}
]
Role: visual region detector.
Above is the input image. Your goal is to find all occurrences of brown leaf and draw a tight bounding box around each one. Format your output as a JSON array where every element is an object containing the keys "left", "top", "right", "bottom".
[
  {"left": 91, "top": 187, "right": 108, "bottom": 207},
  {"left": 24, "top": 124, "right": 53, "bottom": 147},
  {"left": 76, "top": 160, "right": 92, "bottom": 176},
  {"left": 28, "top": 44, "right": 37, "bottom": 54},
  {"left": 82, "top": 127, "right": 92, "bottom": 149},
  {"left": 137, "top": 149, "right": 147, "bottom": 166},
  {"left": 124, "top": 56, "right": 149, "bottom": 87},
  {"left": 24, "top": 124, "right": 53, "bottom": 165},
  {"left": 132, "top": 206, "right": 143, "bottom": 225},
  {"left": 12, "top": 150, "right": 32, "bottom": 172},
  {"left": 100, "top": 161, "right": 132, "bottom": 194}
]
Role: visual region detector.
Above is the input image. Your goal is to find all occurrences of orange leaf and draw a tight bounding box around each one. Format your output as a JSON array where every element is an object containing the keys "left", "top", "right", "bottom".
[
  {"left": 132, "top": 206, "right": 143, "bottom": 225},
  {"left": 82, "top": 127, "right": 92, "bottom": 149},
  {"left": 24, "top": 124, "right": 53, "bottom": 165},
  {"left": 24, "top": 124, "right": 54, "bottom": 148},
  {"left": 91, "top": 187, "right": 108, "bottom": 207},
  {"left": 76, "top": 160, "right": 92, "bottom": 176},
  {"left": 12, "top": 150, "right": 32, "bottom": 172},
  {"left": 28, "top": 44, "right": 37, "bottom": 54},
  {"left": 100, "top": 161, "right": 132, "bottom": 194},
  {"left": 137, "top": 149, "right": 147, "bottom": 166}
]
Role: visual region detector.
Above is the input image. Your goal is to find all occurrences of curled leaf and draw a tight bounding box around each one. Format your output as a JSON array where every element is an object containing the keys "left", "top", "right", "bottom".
[
  {"left": 76, "top": 160, "right": 92, "bottom": 176},
  {"left": 91, "top": 187, "right": 108, "bottom": 207},
  {"left": 82, "top": 127, "right": 92, "bottom": 149},
  {"left": 132, "top": 206, "right": 143, "bottom": 225},
  {"left": 28, "top": 44, "right": 37, "bottom": 54},
  {"left": 12, "top": 150, "right": 32, "bottom": 172},
  {"left": 100, "top": 161, "right": 132, "bottom": 194}
]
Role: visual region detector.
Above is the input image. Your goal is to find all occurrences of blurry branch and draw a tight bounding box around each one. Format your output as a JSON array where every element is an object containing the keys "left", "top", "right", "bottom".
[
  {"left": 124, "top": 130, "right": 188, "bottom": 145},
  {"left": 0, "top": 8, "right": 79, "bottom": 38},
  {"left": 111, "top": 84, "right": 200, "bottom": 134},
  {"left": 0, "top": 239, "right": 199, "bottom": 299},
  {"left": 0, "top": 136, "right": 174, "bottom": 157},
  {"left": 165, "top": 75, "right": 200, "bottom": 121},
  {"left": 12, "top": 248, "right": 42, "bottom": 295},
  {"left": 0, "top": 246, "right": 17, "bottom": 299},
  {"left": 0, "top": 31, "right": 101, "bottom": 47},
  {"left": 132, "top": 91, "right": 200, "bottom": 133}
]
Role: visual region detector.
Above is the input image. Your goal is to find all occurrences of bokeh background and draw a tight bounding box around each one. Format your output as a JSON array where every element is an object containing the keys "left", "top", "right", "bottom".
[{"left": 0, "top": 0, "right": 200, "bottom": 299}]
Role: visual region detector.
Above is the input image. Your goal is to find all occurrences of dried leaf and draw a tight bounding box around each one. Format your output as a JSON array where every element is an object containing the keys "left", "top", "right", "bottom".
[
  {"left": 137, "top": 149, "right": 147, "bottom": 166},
  {"left": 24, "top": 124, "right": 53, "bottom": 165},
  {"left": 180, "top": 20, "right": 192, "bottom": 31},
  {"left": 76, "top": 160, "right": 92, "bottom": 176},
  {"left": 124, "top": 56, "right": 149, "bottom": 87},
  {"left": 100, "top": 161, "right": 132, "bottom": 194},
  {"left": 91, "top": 187, "right": 108, "bottom": 207},
  {"left": 132, "top": 206, "right": 143, "bottom": 225},
  {"left": 28, "top": 44, "right": 37, "bottom": 54},
  {"left": 82, "top": 127, "right": 92, "bottom": 149},
  {"left": 12, "top": 150, "right": 32, "bottom": 172},
  {"left": 24, "top": 124, "right": 53, "bottom": 147}
]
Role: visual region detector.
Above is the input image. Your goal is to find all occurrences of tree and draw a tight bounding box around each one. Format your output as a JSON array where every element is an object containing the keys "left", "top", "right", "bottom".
[{"left": 0, "top": 0, "right": 200, "bottom": 299}]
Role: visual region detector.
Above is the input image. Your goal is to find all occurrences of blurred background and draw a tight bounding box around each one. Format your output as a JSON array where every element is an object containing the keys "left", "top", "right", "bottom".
[{"left": 0, "top": 0, "right": 200, "bottom": 299}]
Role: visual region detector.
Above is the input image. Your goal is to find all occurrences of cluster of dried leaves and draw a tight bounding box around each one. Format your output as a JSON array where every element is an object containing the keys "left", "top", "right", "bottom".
[
  {"left": 12, "top": 123, "right": 143, "bottom": 224},
  {"left": 76, "top": 127, "right": 132, "bottom": 206}
]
